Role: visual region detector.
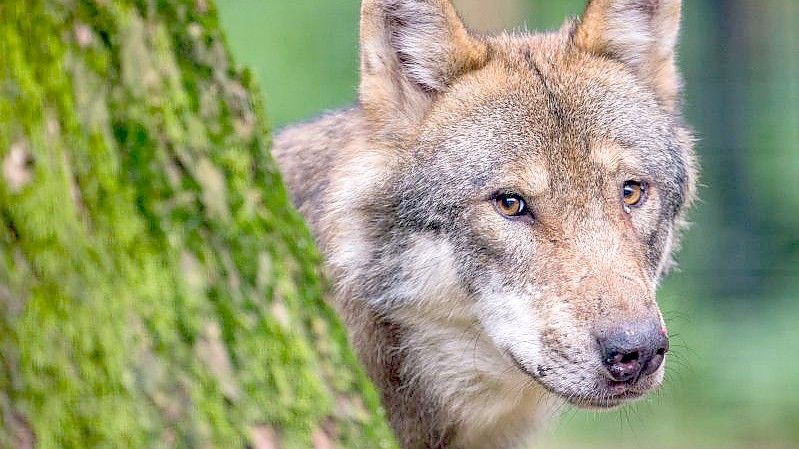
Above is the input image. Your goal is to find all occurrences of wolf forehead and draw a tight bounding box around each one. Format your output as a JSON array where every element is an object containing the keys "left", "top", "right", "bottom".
[{"left": 390, "top": 41, "right": 692, "bottom": 210}]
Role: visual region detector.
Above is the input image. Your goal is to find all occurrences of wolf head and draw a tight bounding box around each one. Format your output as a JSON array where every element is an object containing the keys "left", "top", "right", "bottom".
[{"left": 329, "top": 0, "right": 697, "bottom": 414}]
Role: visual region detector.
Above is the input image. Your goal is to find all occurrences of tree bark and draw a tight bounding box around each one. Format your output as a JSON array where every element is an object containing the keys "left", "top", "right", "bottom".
[{"left": 0, "top": 1, "right": 396, "bottom": 449}]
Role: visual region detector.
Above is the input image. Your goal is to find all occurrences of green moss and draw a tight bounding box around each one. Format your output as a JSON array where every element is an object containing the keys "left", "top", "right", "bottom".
[{"left": 0, "top": 1, "right": 397, "bottom": 448}]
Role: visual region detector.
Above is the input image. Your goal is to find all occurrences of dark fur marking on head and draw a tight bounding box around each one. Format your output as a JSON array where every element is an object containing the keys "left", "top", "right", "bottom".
[
  {"left": 523, "top": 48, "right": 567, "bottom": 125},
  {"left": 633, "top": 0, "right": 660, "bottom": 17}
]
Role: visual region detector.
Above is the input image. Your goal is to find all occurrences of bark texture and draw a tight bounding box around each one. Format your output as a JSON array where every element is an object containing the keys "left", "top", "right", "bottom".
[{"left": 0, "top": 1, "right": 396, "bottom": 448}]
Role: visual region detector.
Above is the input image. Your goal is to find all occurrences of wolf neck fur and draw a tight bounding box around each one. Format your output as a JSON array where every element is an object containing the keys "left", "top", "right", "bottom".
[{"left": 345, "top": 296, "right": 558, "bottom": 449}]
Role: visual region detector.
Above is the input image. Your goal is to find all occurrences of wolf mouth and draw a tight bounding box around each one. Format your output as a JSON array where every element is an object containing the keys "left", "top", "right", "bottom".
[
  {"left": 507, "top": 351, "right": 647, "bottom": 409},
  {"left": 575, "top": 390, "right": 646, "bottom": 409}
]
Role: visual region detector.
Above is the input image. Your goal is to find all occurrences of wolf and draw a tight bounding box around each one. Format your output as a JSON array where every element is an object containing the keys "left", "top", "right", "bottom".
[{"left": 273, "top": 0, "right": 698, "bottom": 448}]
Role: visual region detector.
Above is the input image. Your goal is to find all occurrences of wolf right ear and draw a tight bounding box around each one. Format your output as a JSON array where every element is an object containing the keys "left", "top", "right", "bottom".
[{"left": 359, "top": 0, "right": 488, "bottom": 137}]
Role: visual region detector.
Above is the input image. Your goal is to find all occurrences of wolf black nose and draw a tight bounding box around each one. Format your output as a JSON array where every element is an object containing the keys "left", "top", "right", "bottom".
[{"left": 598, "top": 324, "right": 669, "bottom": 382}]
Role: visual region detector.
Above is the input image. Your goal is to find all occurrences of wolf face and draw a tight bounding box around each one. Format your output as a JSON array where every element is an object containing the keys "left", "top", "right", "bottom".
[
  {"left": 376, "top": 60, "right": 691, "bottom": 409},
  {"left": 274, "top": 0, "right": 697, "bottom": 447}
]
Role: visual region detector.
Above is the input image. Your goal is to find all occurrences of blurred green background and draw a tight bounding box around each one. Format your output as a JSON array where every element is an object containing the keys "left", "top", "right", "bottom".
[{"left": 215, "top": 1, "right": 799, "bottom": 448}]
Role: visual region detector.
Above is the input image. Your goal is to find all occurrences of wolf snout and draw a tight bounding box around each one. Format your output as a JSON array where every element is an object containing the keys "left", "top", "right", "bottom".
[{"left": 596, "top": 323, "right": 669, "bottom": 382}]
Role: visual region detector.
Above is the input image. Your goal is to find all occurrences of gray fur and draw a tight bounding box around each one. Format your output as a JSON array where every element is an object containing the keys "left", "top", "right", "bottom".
[{"left": 273, "top": 1, "right": 697, "bottom": 448}]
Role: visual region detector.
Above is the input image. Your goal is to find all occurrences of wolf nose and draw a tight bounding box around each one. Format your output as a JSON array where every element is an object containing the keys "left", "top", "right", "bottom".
[{"left": 597, "top": 324, "right": 669, "bottom": 382}]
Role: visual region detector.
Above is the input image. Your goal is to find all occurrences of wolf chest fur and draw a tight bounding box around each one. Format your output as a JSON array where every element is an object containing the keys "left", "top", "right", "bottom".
[{"left": 273, "top": 0, "right": 698, "bottom": 448}]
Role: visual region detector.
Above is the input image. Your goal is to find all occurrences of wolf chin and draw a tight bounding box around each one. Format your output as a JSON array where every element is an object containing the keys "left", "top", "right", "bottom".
[{"left": 273, "top": 0, "right": 698, "bottom": 448}]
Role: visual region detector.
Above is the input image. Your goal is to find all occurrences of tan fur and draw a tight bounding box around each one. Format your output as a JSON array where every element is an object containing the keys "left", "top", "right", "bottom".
[
  {"left": 273, "top": 1, "right": 696, "bottom": 448},
  {"left": 359, "top": 0, "right": 490, "bottom": 141},
  {"left": 574, "top": 0, "right": 684, "bottom": 111}
]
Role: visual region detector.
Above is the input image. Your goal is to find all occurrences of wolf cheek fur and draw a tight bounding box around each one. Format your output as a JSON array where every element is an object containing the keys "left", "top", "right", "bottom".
[{"left": 272, "top": 0, "right": 698, "bottom": 448}]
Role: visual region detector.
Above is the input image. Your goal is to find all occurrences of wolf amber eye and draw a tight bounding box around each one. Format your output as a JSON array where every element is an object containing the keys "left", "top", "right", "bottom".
[
  {"left": 622, "top": 181, "right": 645, "bottom": 207},
  {"left": 495, "top": 194, "right": 527, "bottom": 217}
]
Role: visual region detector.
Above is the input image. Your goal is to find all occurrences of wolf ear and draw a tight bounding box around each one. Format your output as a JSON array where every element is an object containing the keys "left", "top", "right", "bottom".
[
  {"left": 359, "top": 0, "right": 488, "bottom": 136},
  {"left": 574, "top": 0, "right": 683, "bottom": 111}
]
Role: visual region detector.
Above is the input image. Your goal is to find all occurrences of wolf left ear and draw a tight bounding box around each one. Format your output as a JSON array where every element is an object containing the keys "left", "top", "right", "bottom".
[
  {"left": 359, "top": 0, "right": 489, "bottom": 137},
  {"left": 574, "top": 0, "right": 683, "bottom": 112}
]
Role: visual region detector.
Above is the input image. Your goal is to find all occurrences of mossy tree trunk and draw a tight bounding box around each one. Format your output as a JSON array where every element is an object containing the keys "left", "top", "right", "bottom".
[{"left": 0, "top": 1, "right": 396, "bottom": 448}]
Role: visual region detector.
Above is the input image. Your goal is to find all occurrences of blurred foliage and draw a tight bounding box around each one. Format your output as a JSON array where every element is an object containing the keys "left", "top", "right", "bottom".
[{"left": 216, "top": 1, "right": 799, "bottom": 448}]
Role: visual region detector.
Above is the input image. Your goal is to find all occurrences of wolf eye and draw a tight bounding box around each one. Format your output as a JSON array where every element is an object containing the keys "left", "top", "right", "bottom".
[
  {"left": 622, "top": 181, "right": 646, "bottom": 208},
  {"left": 495, "top": 194, "right": 528, "bottom": 218}
]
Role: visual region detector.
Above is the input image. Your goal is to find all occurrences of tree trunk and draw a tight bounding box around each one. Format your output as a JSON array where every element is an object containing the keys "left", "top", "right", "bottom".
[{"left": 0, "top": 1, "right": 396, "bottom": 449}]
